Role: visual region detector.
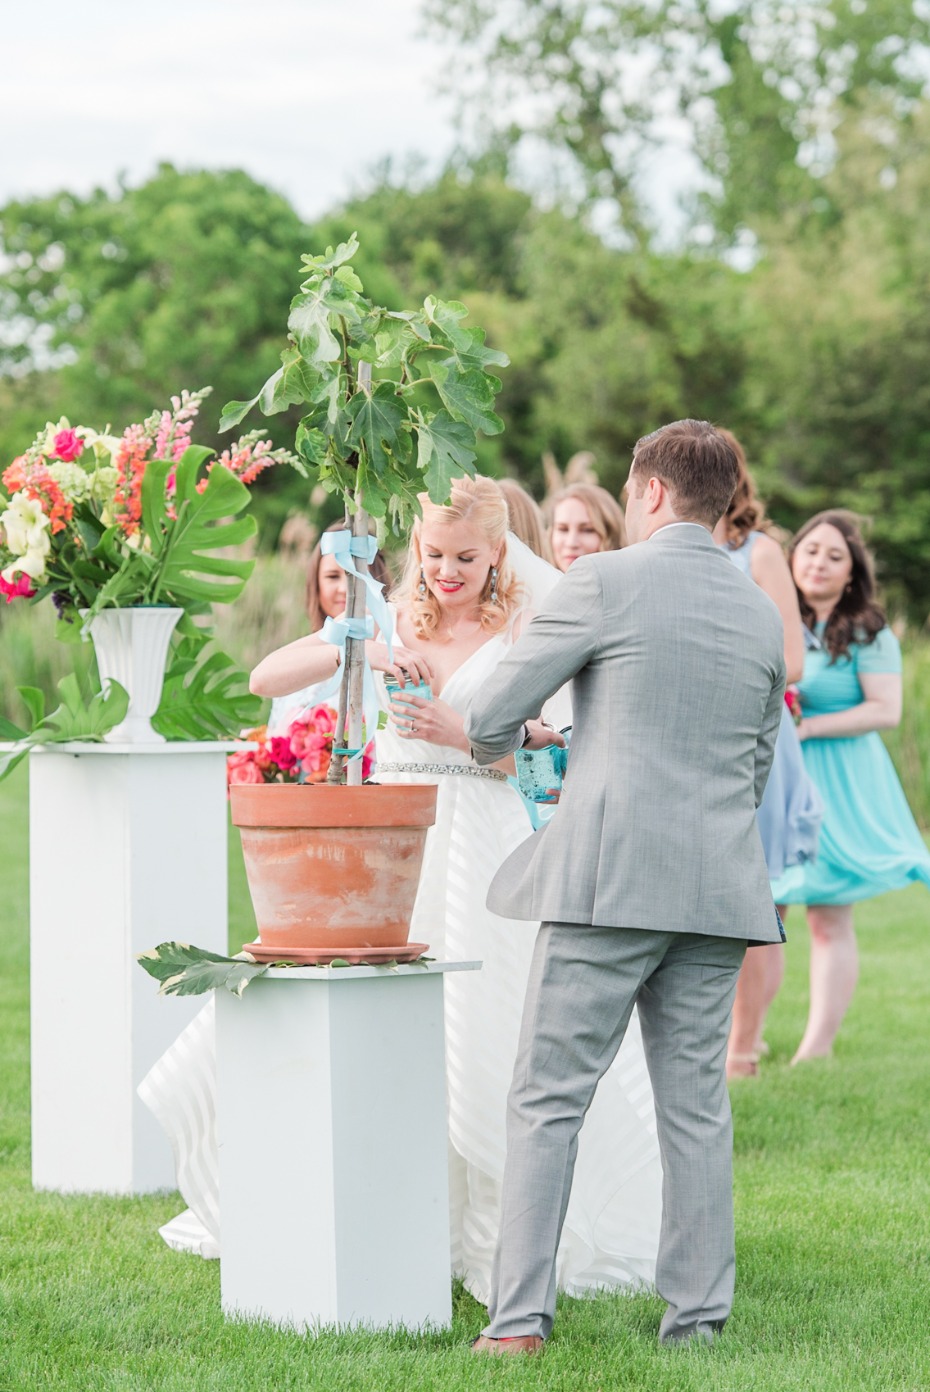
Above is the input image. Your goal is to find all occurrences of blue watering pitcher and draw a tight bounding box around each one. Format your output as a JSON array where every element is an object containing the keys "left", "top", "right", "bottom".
[{"left": 514, "top": 728, "right": 571, "bottom": 803}]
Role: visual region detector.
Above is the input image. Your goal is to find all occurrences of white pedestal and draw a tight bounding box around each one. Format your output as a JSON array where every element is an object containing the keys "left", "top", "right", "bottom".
[
  {"left": 29, "top": 742, "right": 233, "bottom": 1195},
  {"left": 216, "top": 960, "right": 481, "bottom": 1332}
]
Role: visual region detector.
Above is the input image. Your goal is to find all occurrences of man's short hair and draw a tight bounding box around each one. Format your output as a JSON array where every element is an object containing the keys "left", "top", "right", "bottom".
[{"left": 630, "top": 420, "right": 739, "bottom": 527}]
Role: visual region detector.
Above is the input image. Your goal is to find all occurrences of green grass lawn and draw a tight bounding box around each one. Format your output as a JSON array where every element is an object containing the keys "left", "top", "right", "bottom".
[{"left": 1, "top": 759, "right": 929, "bottom": 1390}]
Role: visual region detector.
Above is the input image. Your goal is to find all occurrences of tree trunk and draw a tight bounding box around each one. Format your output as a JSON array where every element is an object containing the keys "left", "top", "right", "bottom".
[{"left": 344, "top": 360, "right": 373, "bottom": 787}]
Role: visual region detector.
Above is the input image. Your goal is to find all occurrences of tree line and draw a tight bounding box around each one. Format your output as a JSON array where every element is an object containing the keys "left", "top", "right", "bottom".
[{"left": 2, "top": 74, "right": 929, "bottom": 619}]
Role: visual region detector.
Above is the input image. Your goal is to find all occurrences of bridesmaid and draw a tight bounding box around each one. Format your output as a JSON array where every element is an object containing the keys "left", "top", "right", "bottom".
[
  {"left": 547, "top": 482, "right": 625, "bottom": 572},
  {"left": 268, "top": 519, "right": 390, "bottom": 732},
  {"left": 771, "top": 511, "right": 930, "bottom": 1061},
  {"left": 497, "top": 478, "right": 552, "bottom": 561},
  {"left": 712, "top": 435, "right": 823, "bottom": 1078}
]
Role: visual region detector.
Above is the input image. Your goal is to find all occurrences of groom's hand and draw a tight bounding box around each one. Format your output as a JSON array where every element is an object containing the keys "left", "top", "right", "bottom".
[{"left": 521, "top": 719, "right": 566, "bottom": 751}]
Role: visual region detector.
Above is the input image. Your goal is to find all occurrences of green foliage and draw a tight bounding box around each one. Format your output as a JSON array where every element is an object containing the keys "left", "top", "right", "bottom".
[
  {"left": 222, "top": 232, "right": 508, "bottom": 532},
  {"left": 137, "top": 941, "right": 269, "bottom": 998},
  {"left": 0, "top": 165, "right": 318, "bottom": 545},
  {"left": 56, "top": 444, "right": 259, "bottom": 623},
  {"left": 4, "top": 147, "right": 930, "bottom": 614},
  {"left": 0, "top": 671, "right": 129, "bottom": 781},
  {"left": 136, "top": 939, "right": 430, "bottom": 997},
  {"left": 422, "top": 0, "right": 930, "bottom": 242},
  {"left": 152, "top": 639, "right": 263, "bottom": 742}
]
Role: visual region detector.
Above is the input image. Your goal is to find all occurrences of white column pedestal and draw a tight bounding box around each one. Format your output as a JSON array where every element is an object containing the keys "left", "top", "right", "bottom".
[
  {"left": 29, "top": 742, "right": 233, "bottom": 1195},
  {"left": 216, "top": 960, "right": 481, "bottom": 1332}
]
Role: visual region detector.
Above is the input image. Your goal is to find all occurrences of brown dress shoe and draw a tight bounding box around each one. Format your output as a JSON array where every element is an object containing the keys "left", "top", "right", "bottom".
[{"left": 471, "top": 1335, "right": 544, "bottom": 1356}]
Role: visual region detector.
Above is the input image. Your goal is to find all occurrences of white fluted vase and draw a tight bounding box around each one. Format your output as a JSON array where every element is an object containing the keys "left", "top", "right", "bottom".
[{"left": 85, "top": 606, "right": 183, "bottom": 744}]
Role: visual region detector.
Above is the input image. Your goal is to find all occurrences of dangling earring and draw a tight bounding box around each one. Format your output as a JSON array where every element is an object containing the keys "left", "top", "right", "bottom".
[
  {"left": 418, "top": 567, "right": 427, "bottom": 596},
  {"left": 489, "top": 566, "right": 499, "bottom": 604}
]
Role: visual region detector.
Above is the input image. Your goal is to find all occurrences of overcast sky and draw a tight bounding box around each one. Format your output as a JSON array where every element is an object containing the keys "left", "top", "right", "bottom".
[{"left": 2, "top": 0, "right": 458, "bottom": 217}]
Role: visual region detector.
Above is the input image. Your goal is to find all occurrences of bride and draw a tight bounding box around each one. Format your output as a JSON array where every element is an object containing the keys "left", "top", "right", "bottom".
[{"left": 141, "top": 474, "right": 661, "bottom": 1299}]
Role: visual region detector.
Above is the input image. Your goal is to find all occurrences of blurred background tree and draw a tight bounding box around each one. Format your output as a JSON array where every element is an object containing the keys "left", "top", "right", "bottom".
[{"left": 1, "top": 7, "right": 929, "bottom": 621}]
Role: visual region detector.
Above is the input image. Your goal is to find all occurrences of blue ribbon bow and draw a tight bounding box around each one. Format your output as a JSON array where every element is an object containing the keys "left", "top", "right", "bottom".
[
  {"left": 318, "top": 583, "right": 383, "bottom": 763},
  {"left": 320, "top": 530, "right": 394, "bottom": 661}
]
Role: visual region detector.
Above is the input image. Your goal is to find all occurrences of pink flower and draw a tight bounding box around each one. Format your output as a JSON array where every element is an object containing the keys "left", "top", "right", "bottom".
[
  {"left": 52, "top": 429, "right": 84, "bottom": 463},
  {"left": 226, "top": 754, "right": 265, "bottom": 785},
  {"left": 269, "top": 736, "right": 298, "bottom": 772},
  {"left": 287, "top": 706, "right": 337, "bottom": 783},
  {"left": 0, "top": 571, "right": 36, "bottom": 603},
  {"left": 293, "top": 731, "right": 331, "bottom": 780}
]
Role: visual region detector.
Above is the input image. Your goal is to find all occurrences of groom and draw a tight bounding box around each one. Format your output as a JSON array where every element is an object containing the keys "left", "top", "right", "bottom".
[{"left": 464, "top": 420, "right": 786, "bottom": 1353}]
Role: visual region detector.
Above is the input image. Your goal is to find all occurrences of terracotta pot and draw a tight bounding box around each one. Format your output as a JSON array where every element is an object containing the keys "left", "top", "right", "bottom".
[{"left": 230, "top": 782, "right": 438, "bottom": 951}]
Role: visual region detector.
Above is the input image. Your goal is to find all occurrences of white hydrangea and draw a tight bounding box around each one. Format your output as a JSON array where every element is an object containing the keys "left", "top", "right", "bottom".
[
  {"left": 46, "top": 461, "right": 91, "bottom": 504},
  {"left": 87, "top": 465, "right": 119, "bottom": 505}
]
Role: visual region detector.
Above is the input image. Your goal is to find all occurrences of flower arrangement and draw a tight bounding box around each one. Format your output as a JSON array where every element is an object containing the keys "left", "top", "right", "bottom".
[
  {"left": 0, "top": 387, "right": 301, "bottom": 621},
  {"left": 785, "top": 686, "right": 803, "bottom": 727},
  {"left": 227, "top": 706, "right": 374, "bottom": 788}
]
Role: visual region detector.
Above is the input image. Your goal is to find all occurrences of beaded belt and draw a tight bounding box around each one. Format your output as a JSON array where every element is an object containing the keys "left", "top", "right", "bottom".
[{"left": 377, "top": 761, "right": 508, "bottom": 783}]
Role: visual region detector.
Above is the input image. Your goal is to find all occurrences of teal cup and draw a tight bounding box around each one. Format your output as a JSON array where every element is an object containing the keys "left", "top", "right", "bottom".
[{"left": 384, "top": 676, "right": 433, "bottom": 726}]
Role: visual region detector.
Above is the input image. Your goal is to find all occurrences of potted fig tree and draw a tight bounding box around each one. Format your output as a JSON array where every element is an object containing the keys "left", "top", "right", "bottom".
[{"left": 217, "top": 233, "right": 509, "bottom": 960}]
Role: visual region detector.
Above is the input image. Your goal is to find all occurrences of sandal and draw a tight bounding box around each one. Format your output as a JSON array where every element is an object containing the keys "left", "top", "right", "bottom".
[{"left": 726, "top": 1052, "right": 760, "bottom": 1079}]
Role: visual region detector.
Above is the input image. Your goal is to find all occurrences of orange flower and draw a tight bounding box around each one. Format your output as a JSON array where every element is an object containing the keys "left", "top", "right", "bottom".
[
  {"left": 2, "top": 457, "right": 29, "bottom": 492},
  {"left": 113, "top": 424, "right": 151, "bottom": 536},
  {"left": 25, "top": 464, "right": 72, "bottom": 534}
]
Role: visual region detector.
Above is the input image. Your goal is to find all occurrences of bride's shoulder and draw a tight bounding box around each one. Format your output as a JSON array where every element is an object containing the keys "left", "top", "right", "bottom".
[{"left": 506, "top": 604, "right": 533, "bottom": 643}]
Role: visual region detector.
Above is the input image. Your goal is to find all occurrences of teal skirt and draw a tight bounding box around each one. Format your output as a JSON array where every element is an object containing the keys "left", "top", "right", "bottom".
[{"left": 771, "top": 731, "right": 930, "bottom": 906}]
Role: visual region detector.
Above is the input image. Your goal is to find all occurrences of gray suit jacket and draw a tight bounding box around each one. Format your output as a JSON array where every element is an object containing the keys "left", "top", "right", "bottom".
[{"left": 465, "top": 524, "right": 786, "bottom": 943}]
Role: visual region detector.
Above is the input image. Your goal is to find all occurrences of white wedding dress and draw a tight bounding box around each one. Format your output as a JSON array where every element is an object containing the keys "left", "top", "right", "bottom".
[{"left": 140, "top": 598, "right": 663, "bottom": 1296}]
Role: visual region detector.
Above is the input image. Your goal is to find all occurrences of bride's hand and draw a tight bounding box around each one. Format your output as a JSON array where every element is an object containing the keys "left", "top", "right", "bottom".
[
  {"left": 522, "top": 719, "right": 566, "bottom": 751},
  {"left": 391, "top": 694, "right": 467, "bottom": 751},
  {"left": 365, "top": 641, "right": 434, "bottom": 687}
]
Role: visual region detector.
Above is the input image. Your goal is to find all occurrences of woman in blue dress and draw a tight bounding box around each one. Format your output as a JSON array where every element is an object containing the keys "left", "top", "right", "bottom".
[
  {"left": 771, "top": 511, "right": 930, "bottom": 1062},
  {"left": 713, "top": 437, "right": 823, "bottom": 1077}
]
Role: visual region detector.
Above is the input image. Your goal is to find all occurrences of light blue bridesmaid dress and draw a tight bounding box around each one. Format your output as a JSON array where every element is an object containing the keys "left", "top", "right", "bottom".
[
  {"left": 720, "top": 531, "right": 823, "bottom": 879},
  {"left": 770, "top": 624, "right": 930, "bottom": 905}
]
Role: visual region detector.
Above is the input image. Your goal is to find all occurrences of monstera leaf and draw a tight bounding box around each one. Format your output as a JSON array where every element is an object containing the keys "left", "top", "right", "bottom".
[
  {"left": 153, "top": 643, "right": 264, "bottom": 740},
  {"left": 141, "top": 447, "right": 258, "bottom": 607},
  {"left": 0, "top": 673, "right": 129, "bottom": 782}
]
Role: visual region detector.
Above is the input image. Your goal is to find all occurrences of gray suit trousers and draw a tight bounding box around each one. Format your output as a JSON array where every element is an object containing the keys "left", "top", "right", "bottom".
[{"left": 483, "top": 923, "right": 747, "bottom": 1344}]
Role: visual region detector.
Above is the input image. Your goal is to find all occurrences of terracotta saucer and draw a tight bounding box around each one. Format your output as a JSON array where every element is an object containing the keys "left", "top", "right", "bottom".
[{"left": 241, "top": 941, "right": 430, "bottom": 966}]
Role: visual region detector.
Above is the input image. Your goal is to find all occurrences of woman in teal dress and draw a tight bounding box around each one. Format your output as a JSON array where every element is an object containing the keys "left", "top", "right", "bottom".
[{"left": 771, "top": 511, "right": 930, "bottom": 1062}]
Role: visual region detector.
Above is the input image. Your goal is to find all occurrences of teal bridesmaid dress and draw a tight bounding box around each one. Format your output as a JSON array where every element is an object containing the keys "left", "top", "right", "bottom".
[{"left": 771, "top": 626, "right": 930, "bottom": 905}]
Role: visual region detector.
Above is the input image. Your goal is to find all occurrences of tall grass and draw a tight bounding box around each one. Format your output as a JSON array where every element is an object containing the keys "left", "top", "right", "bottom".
[
  {"left": 2, "top": 559, "right": 928, "bottom": 826},
  {"left": 0, "top": 601, "right": 95, "bottom": 728}
]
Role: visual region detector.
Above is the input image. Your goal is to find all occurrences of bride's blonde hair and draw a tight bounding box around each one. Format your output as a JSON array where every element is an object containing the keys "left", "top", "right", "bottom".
[{"left": 398, "top": 475, "right": 523, "bottom": 640}]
